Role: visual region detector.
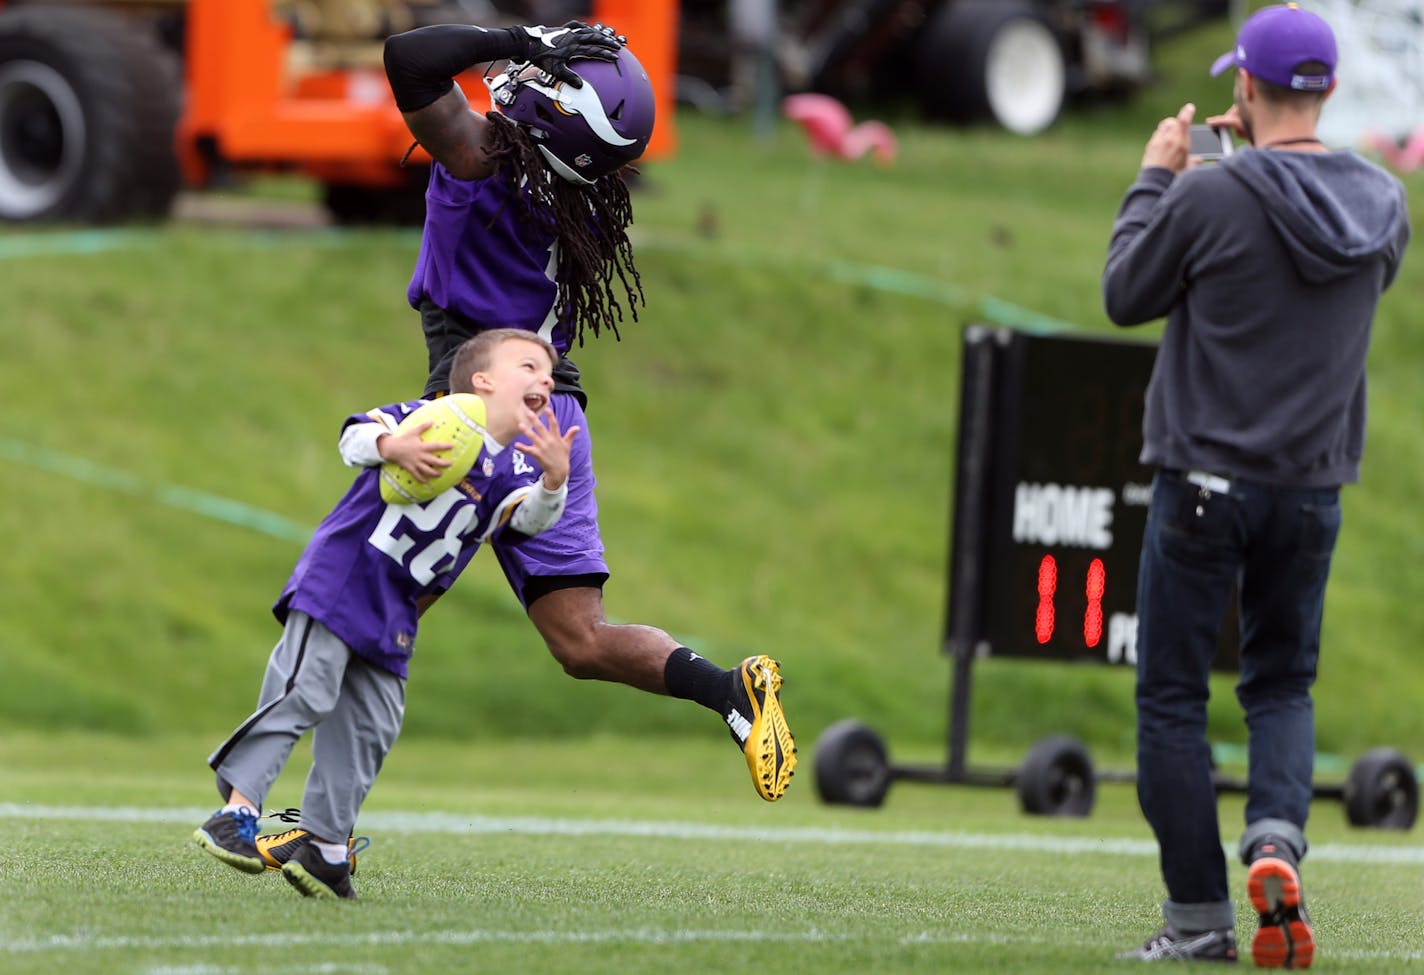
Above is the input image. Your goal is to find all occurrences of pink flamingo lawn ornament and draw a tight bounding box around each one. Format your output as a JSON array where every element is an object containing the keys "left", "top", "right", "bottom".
[
  {"left": 1363, "top": 128, "right": 1424, "bottom": 174},
  {"left": 782, "top": 93, "right": 898, "bottom": 167}
]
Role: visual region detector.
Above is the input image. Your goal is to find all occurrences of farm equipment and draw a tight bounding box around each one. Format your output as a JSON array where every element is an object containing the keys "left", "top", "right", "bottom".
[
  {"left": 679, "top": 0, "right": 1233, "bottom": 135},
  {"left": 0, "top": 0, "right": 678, "bottom": 224}
]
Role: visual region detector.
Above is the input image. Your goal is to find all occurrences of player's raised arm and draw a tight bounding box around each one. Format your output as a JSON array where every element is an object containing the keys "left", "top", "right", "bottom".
[{"left": 384, "top": 23, "right": 621, "bottom": 180}]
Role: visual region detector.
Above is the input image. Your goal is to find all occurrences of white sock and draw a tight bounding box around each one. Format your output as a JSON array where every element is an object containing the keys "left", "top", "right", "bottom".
[
  {"left": 220, "top": 803, "right": 257, "bottom": 817},
  {"left": 313, "top": 840, "right": 349, "bottom": 865}
]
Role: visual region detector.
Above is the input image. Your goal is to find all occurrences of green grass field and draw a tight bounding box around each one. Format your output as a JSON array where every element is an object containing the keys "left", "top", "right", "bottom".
[
  {"left": 3, "top": 734, "right": 1422, "bottom": 975},
  {"left": 4, "top": 2, "right": 1424, "bottom": 760},
  {"left": 3, "top": 5, "right": 1424, "bottom": 971},
  {"left": 4, "top": 112, "right": 1423, "bottom": 759}
]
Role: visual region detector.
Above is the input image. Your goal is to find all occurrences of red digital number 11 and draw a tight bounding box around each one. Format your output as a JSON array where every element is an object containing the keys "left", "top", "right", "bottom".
[{"left": 1035, "top": 555, "right": 1106, "bottom": 648}]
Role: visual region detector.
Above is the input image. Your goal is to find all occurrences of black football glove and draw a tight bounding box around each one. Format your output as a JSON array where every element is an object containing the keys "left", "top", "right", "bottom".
[
  {"left": 518, "top": 22, "right": 623, "bottom": 88},
  {"left": 584, "top": 22, "right": 628, "bottom": 46}
]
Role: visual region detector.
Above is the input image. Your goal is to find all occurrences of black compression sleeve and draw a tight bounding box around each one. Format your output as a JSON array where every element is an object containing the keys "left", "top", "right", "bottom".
[{"left": 384, "top": 25, "right": 531, "bottom": 113}]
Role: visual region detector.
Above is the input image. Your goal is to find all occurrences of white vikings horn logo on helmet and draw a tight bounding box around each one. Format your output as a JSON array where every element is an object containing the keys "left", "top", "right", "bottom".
[
  {"left": 488, "top": 45, "right": 656, "bottom": 185},
  {"left": 523, "top": 76, "right": 638, "bottom": 148}
]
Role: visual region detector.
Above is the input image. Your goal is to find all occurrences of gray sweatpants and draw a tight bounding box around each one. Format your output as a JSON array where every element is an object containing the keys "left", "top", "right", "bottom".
[{"left": 207, "top": 611, "right": 405, "bottom": 843}]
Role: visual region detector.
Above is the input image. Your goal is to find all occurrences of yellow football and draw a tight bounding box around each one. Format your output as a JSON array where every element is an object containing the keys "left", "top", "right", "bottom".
[{"left": 378, "top": 394, "right": 488, "bottom": 504}]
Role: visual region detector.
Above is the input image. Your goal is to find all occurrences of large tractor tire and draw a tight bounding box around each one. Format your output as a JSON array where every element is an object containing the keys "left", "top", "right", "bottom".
[
  {"left": 0, "top": 4, "right": 182, "bottom": 223},
  {"left": 913, "top": 0, "right": 1067, "bottom": 136},
  {"left": 323, "top": 174, "right": 430, "bottom": 227}
]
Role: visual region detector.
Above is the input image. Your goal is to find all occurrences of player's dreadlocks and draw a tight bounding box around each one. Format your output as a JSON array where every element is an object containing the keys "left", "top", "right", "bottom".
[{"left": 484, "top": 112, "right": 644, "bottom": 347}]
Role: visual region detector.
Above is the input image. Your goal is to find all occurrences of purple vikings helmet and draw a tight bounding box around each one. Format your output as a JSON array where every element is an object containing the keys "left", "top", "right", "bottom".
[{"left": 487, "top": 45, "right": 655, "bottom": 184}]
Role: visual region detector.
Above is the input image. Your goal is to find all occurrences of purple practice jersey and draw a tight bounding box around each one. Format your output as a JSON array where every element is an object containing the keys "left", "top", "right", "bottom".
[
  {"left": 274, "top": 401, "right": 541, "bottom": 678},
  {"left": 407, "top": 164, "right": 573, "bottom": 354}
]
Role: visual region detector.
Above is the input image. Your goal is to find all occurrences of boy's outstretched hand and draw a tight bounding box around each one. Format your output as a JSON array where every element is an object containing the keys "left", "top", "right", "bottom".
[{"left": 515, "top": 408, "right": 578, "bottom": 490}]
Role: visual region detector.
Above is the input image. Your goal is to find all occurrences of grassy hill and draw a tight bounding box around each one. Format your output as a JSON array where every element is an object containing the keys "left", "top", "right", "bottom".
[{"left": 1, "top": 10, "right": 1421, "bottom": 776}]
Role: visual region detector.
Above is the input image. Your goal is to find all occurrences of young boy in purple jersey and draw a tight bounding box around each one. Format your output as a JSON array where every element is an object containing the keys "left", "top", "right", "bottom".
[
  {"left": 193, "top": 329, "right": 576, "bottom": 900},
  {"left": 377, "top": 22, "right": 797, "bottom": 803}
]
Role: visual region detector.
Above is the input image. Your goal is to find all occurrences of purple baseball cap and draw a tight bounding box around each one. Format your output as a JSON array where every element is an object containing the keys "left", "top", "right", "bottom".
[{"left": 1210, "top": 3, "right": 1337, "bottom": 91}]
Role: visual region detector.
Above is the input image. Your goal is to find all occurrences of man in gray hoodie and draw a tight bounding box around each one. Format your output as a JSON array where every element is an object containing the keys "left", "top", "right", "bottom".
[{"left": 1103, "top": 4, "right": 1409, "bottom": 966}]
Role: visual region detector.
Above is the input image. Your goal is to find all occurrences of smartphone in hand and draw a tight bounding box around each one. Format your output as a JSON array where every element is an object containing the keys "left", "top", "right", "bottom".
[{"left": 1189, "top": 124, "right": 1233, "bottom": 162}]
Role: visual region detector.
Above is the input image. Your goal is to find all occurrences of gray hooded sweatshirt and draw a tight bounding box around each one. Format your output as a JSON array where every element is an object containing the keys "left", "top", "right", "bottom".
[{"left": 1103, "top": 148, "right": 1409, "bottom": 486}]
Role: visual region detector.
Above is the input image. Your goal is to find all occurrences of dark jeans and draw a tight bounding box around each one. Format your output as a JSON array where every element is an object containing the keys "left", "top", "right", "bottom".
[{"left": 1136, "top": 468, "right": 1340, "bottom": 914}]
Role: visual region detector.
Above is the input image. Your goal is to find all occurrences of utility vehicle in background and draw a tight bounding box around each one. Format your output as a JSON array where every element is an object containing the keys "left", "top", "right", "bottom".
[
  {"left": 0, "top": 0, "right": 677, "bottom": 224},
  {"left": 679, "top": 0, "right": 1232, "bottom": 135}
]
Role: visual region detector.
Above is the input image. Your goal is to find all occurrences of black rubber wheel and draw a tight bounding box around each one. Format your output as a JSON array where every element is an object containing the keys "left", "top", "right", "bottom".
[
  {"left": 813, "top": 719, "right": 893, "bottom": 808},
  {"left": 913, "top": 0, "right": 1066, "bottom": 135},
  {"left": 107, "top": 15, "right": 182, "bottom": 222},
  {"left": 1343, "top": 747, "right": 1419, "bottom": 830},
  {"left": 323, "top": 174, "right": 429, "bottom": 226},
  {"left": 1017, "top": 734, "right": 1096, "bottom": 816},
  {"left": 0, "top": 5, "right": 181, "bottom": 223}
]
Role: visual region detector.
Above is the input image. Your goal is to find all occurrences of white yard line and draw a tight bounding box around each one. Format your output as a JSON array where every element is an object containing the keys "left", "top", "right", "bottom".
[
  {"left": 2, "top": 803, "right": 1422, "bottom": 962},
  {"left": 146, "top": 967, "right": 390, "bottom": 975},
  {"left": 2, "top": 927, "right": 1418, "bottom": 964},
  {"left": 2, "top": 802, "right": 1423, "bottom": 865}
]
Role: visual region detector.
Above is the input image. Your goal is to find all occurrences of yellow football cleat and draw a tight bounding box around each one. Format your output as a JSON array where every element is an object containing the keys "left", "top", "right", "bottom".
[
  {"left": 255, "top": 809, "right": 368, "bottom": 875},
  {"left": 726, "top": 655, "right": 797, "bottom": 801}
]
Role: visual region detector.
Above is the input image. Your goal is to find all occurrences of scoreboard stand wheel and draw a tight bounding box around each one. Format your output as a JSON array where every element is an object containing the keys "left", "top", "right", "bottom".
[
  {"left": 1343, "top": 748, "right": 1419, "bottom": 830},
  {"left": 813, "top": 719, "right": 893, "bottom": 808},
  {"left": 1015, "top": 735, "right": 1096, "bottom": 817}
]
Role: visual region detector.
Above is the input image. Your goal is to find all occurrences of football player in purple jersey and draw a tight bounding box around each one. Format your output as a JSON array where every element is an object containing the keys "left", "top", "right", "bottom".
[
  {"left": 193, "top": 330, "right": 577, "bottom": 899},
  {"left": 377, "top": 22, "right": 797, "bottom": 804}
]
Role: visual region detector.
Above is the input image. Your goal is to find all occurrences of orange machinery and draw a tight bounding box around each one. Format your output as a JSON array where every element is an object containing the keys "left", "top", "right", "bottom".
[{"left": 178, "top": 0, "right": 679, "bottom": 192}]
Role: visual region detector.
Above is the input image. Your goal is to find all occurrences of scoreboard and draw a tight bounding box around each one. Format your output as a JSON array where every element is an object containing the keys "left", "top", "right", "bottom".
[
  {"left": 813, "top": 327, "right": 1412, "bottom": 826},
  {"left": 944, "top": 326, "right": 1237, "bottom": 670}
]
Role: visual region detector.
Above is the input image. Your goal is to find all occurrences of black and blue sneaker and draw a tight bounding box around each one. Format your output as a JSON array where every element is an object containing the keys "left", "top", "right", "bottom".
[{"left": 193, "top": 806, "right": 265, "bottom": 874}]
